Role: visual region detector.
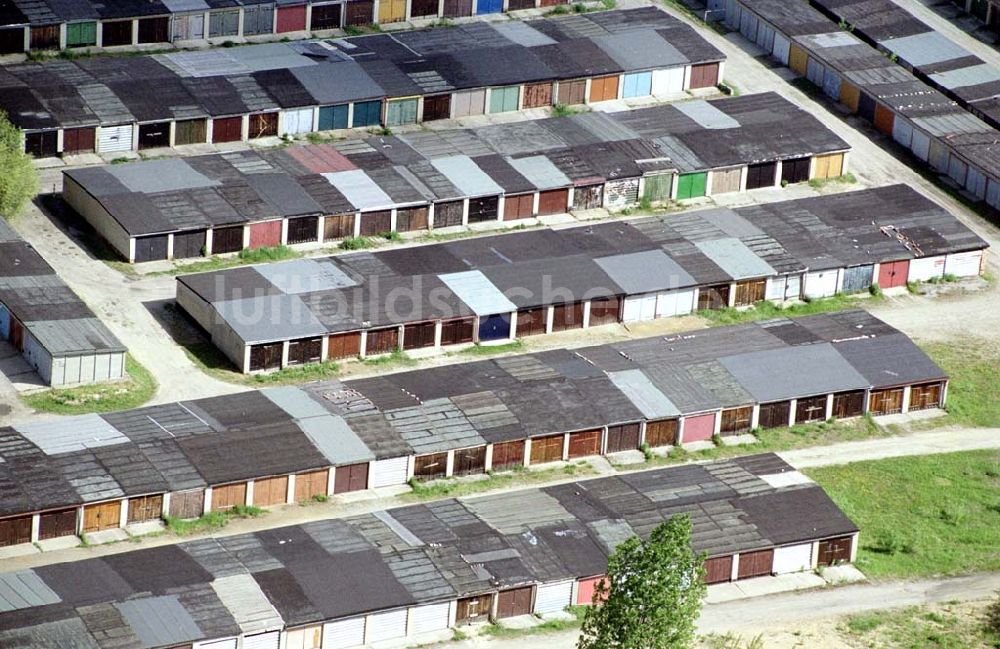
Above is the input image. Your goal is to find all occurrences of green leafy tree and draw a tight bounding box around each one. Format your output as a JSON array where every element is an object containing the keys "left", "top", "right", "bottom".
[
  {"left": 0, "top": 111, "right": 38, "bottom": 220},
  {"left": 578, "top": 514, "right": 706, "bottom": 649}
]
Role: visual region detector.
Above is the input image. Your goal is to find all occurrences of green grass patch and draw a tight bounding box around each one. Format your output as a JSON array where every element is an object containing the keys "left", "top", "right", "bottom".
[
  {"left": 806, "top": 450, "right": 1000, "bottom": 578},
  {"left": 482, "top": 606, "right": 587, "bottom": 638},
  {"left": 841, "top": 601, "right": 1000, "bottom": 649},
  {"left": 22, "top": 355, "right": 157, "bottom": 414},
  {"left": 164, "top": 505, "right": 265, "bottom": 536},
  {"left": 150, "top": 245, "right": 299, "bottom": 277},
  {"left": 404, "top": 462, "right": 597, "bottom": 502},
  {"left": 808, "top": 173, "right": 857, "bottom": 189},
  {"left": 698, "top": 293, "right": 872, "bottom": 327},
  {"left": 339, "top": 236, "right": 379, "bottom": 250},
  {"left": 249, "top": 360, "right": 341, "bottom": 385},
  {"left": 182, "top": 342, "right": 343, "bottom": 386},
  {"left": 921, "top": 339, "right": 999, "bottom": 428},
  {"left": 455, "top": 340, "right": 523, "bottom": 357},
  {"left": 361, "top": 348, "right": 417, "bottom": 369}
]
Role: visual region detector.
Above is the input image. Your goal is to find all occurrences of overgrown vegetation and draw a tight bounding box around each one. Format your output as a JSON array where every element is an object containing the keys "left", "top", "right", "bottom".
[
  {"left": 455, "top": 341, "right": 523, "bottom": 356},
  {"left": 807, "top": 172, "right": 857, "bottom": 189},
  {"left": 339, "top": 236, "right": 380, "bottom": 250},
  {"left": 0, "top": 110, "right": 38, "bottom": 220},
  {"left": 403, "top": 462, "right": 596, "bottom": 502},
  {"left": 921, "top": 339, "right": 999, "bottom": 428},
  {"left": 152, "top": 245, "right": 300, "bottom": 277},
  {"left": 22, "top": 355, "right": 157, "bottom": 414},
  {"left": 360, "top": 348, "right": 418, "bottom": 370},
  {"left": 697, "top": 292, "right": 873, "bottom": 327},
  {"left": 164, "top": 505, "right": 265, "bottom": 536},
  {"left": 807, "top": 450, "right": 1000, "bottom": 578},
  {"left": 249, "top": 361, "right": 342, "bottom": 385},
  {"left": 482, "top": 607, "right": 588, "bottom": 639},
  {"left": 842, "top": 600, "right": 1000, "bottom": 649}
]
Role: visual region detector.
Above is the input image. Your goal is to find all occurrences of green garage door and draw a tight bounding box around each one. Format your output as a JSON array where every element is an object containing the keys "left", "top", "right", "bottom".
[
  {"left": 642, "top": 174, "right": 672, "bottom": 203},
  {"left": 489, "top": 86, "right": 519, "bottom": 114},
  {"left": 675, "top": 172, "right": 707, "bottom": 200},
  {"left": 67, "top": 21, "right": 97, "bottom": 47}
]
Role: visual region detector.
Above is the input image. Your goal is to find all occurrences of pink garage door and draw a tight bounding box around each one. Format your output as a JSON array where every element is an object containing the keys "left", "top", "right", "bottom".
[
  {"left": 682, "top": 413, "right": 716, "bottom": 442},
  {"left": 576, "top": 576, "right": 608, "bottom": 605},
  {"left": 276, "top": 4, "right": 307, "bottom": 32},
  {"left": 249, "top": 220, "right": 282, "bottom": 249}
]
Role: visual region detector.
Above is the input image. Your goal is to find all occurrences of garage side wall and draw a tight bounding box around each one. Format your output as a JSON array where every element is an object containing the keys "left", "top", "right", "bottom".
[{"left": 62, "top": 176, "right": 133, "bottom": 262}]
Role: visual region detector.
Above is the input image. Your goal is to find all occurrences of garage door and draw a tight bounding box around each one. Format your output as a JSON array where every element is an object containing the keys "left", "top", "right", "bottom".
[
  {"left": 622, "top": 294, "right": 656, "bottom": 322},
  {"left": 194, "top": 639, "right": 237, "bottom": 649},
  {"left": 772, "top": 543, "right": 812, "bottom": 574},
  {"left": 567, "top": 430, "right": 601, "bottom": 459},
  {"left": 652, "top": 67, "right": 684, "bottom": 95},
  {"left": 478, "top": 313, "right": 510, "bottom": 341},
  {"left": 366, "top": 609, "right": 407, "bottom": 642},
  {"left": 605, "top": 423, "right": 640, "bottom": 453},
  {"left": 945, "top": 250, "right": 982, "bottom": 277},
  {"left": 334, "top": 462, "right": 369, "bottom": 493},
  {"left": 892, "top": 116, "right": 913, "bottom": 149},
  {"left": 710, "top": 167, "right": 741, "bottom": 194},
  {"left": 804, "top": 270, "right": 838, "bottom": 298},
  {"left": 38, "top": 509, "right": 77, "bottom": 540},
  {"left": 675, "top": 172, "right": 707, "bottom": 199},
  {"left": 877, "top": 259, "right": 910, "bottom": 289},
  {"left": 682, "top": 413, "right": 715, "bottom": 442},
  {"left": 576, "top": 576, "right": 606, "bottom": 605},
  {"left": 452, "top": 90, "right": 486, "bottom": 117},
  {"left": 529, "top": 434, "right": 564, "bottom": 464},
  {"left": 841, "top": 265, "right": 873, "bottom": 293},
  {"left": 169, "top": 489, "right": 204, "bottom": 519},
  {"left": 907, "top": 256, "right": 945, "bottom": 282},
  {"left": 249, "top": 221, "right": 282, "bottom": 249},
  {"left": 211, "top": 483, "right": 247, "bottom": 511},
  {"left": 369, "top": 456, "right": 408, "bottom": 488},
  {"left": 282, "top": 108, "right": 314, "bottom": 136},
  {"left": 534, "top": 580, "right": 572, "bottom": 615},
  {"left": 772, "top": 32, "right": 791, "bottom": 64},
  {"left": 409, "top": 602, "right": 450, "bottom": 635},
  {"left": 134, "top": 235, "right": 169, "bottom": 262},
  {"left": 98, "top": 124, "right": 134, "bottom": 153},
  {"left": 736, "top": 549, "right": 773, "bottom": 579},
  {"left": 0, "top": 516, "right": 31, "bottom": 547},
  {"left": 537, "top": 189, "right": 569, "bottom": 215},
  {"left": 323, "top": 617, "right": 365, "bottom": 649},
  {"left": 173, "top": 230, "right": 206, "bottom": 259},
  {"left": 656, "top": 289, "right": 694, "bottom": 318},
  {"left": 704, "top": 556, "right": 732, "bottom": 584},
  {"left": 242, "top": 631, "right": 279, "bottom": 649},
  {"left": 252, "top": 475, "right": 289, "bottom": 507},
  {"left": 276, "top": 4, "right": 307, "bottom": 31},
  {"left": 497, "top": 587, "right": 533, "bottom": 618},
  {"left": 910, "top": 129, "right": 930, "bottom": 161}
]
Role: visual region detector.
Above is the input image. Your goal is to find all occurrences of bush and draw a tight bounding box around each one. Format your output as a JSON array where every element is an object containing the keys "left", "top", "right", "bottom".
[
  {"left": 0, "top": 112, "right": 39, "bottom": 220},
  {"left": 985, "top": 594, "right": 1000, "bottom": 635},
  {"left": 869, "top": 283, "right": 883, "bottom": 298}
]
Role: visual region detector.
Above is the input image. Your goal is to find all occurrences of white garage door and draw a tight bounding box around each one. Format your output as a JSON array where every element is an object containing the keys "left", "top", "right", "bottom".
[
  {"left": 409, "top": 602, "right": 450, "bottom": 635},
  {"left": 622, "top": 294, "right": 657, "bottom": 322},
  {"left": 369, "top": 456, "right": 408, "bottom": 488},
  {"left": 948, "top": 155, "right": 968, "bottom": 185},
  {"left": 806, "top": 58, "right": 825, "bottom": 86},
  {"left": 944, "top": 250, "right": 982, "bottom": 277},
  {"left": 772, "top": 544, "right": 812, "bottom": 574},
  {"left": 988, "top": 179, "right": 1000, "bottom": 209},
  {"left": 98, "top": 124, "right": 134, "bottom": 153},
  {"left": 804, "top": 270, "right": 838, "bottom": 299},
  {"left": 772, "top": 32, "right": 791, "bottom": 64},
  {"left": 910, "top": 129, "right": 930, "bottom": 162},
  {"left": 366, "top": 609, "right": 408, "bottom": 642},
  {"left": 766, "top": 275, "right": 801, "bottom": 301},
  {"left": 651, "top": 67, "right": 684, "bottom": 96},
  {"left": 655, "top": 289, "right": 694, "bottom": 318},
  {"left": 323, "top": 618, "right": 365, "bottom": 649},
  {"left": 534, "top": 581, "right": 572, "bottom": 615},
  {"left": 907, "top": 256, "right": 945, "bottom": 282},
  {"left": 242, "top": 631, "right": 280, "bottom": 649},
  {"left": 892, "top": 117, "right": 913, "bottom": 149},
  {"left": 194, "top": 639, "right": 237, "bottom": 649},
  {"left": 966, "top": 166, "right": 987, "bottom": 199},
  {"left": 283, "top": 108, "right": 314, "bottom": 136}
]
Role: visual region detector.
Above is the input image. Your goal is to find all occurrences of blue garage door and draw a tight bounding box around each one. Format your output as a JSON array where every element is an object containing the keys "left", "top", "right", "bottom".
[
  {"left": 622, "top": 72, "right": 652, "bottom": 98},
  {"left": 478, "top": 314, "right": 511, "bottom": 341},
  {"left": 477, "top": 0, "right": 502, "bottom": 14},
  {"left": 0, "top": 303, "right": 9, "bottom": 339},
  {"left": 352, "top": 100, "right": 382, "bottom": 127},
  {"left": 319, "top": 104, "right": 349, "bottom": 130}
]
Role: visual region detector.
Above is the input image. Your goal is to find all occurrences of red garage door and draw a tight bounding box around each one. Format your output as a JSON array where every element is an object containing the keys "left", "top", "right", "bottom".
[
  {"left": 878, "top": 259, "right": 910, "bottom": 289},
  {"left": 249, "top": 221, "right": 282, "bottom": 249},
  {"left": 276, "top": 4, "right": 307, "bottom": 32},
  {"left": 576, "top": 576, "right": 607, "bottom": 605},
  {"left": 682, "top": 413, "right": 715, "bottom": 442}
]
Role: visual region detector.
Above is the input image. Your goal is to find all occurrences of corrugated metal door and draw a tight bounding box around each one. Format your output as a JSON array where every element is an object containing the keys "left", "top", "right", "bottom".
[
  {"left": 243, "top": 631, "right": 280, "bottom": 649},
  {"left": 682, "top": 413, "right": 715, "bottom": 442},
  {"left": 621, "top": 71, "right": 652, "bottom": 98},
  {"left": 323, "top": 618, "right": 365, "bottom": 648},
  {"left": 369, "top": 457, "right": 408, "bottom": 488},
  {"left": 534, "top": 581, "right": 572, "bottom": 615},
  {"left": 194, "top": 639, "right": 238, "bottom": 649},
  {"left": 892, "top": 117, "right": 913, "bottom": 149},
  {"left": 367, "top": 610, "right": 407, "bottom": 642},
  {"left": 249, "top": 221, "right": 282, "bottom": 249},
  {"left": 877, "top": 260, "right": 909, "bottom": 288},
  {"left": 622, "top": 294, "right": 656, "bottom": 322},
  {"left": 409, "top": 602, "right": 450, "bottom": 635},
  {"left": 98, "top": 125, "right": 134, "bottom": 153},
  {"left": 710, "top": 167, "right": 741, "bottom": 194},
  {"left": 283, "top": 108, "right": 314, "bottom": 135},
  {"left": 655, "top": 290, "right": 694, "bottom": 317},
  {"left": 910, "top": 129, "right": 930, "bottom": 161},
  {"left": 772, "top": 32, "right": 790, "bottom": 64},
  {"left": 804, "top": 270, "right": 838, "bottom": 298},
  {"left": 841, "top": 265, "right": 873, "bottom": 293},
  {"left": 822, "top": 68, "right": 840, "bottom": 100},
  {"left": 772, "top": 544, "right": 812, "bottom": 574},
  {"left": 651, "top": 67, "right": 684, "bottom": 95},
  {"left": 907, "top": 256, "right": 945, "bottom": 282},
  {"left": 945, "top": 250, "right": 982, "bottom": 277},
  {"left": 452, "top": 90, "right": 486, "bottom": 117}
]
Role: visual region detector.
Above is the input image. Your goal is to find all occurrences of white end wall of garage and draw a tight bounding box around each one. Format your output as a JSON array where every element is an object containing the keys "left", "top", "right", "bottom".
[
  {"left": 323, "top": 617, "right": 365, "bottom": 649},
  {"left": 369, "top": 456, "right": 409, "bottom": 488},
  {"left": 772, "top": 544, "right": 812, "bottom": 574},
  {"left": 534, "top": 580, "right": 573, "bottom": 615}
]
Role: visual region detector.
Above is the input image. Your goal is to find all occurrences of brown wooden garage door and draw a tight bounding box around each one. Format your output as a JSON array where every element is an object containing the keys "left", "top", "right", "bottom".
[
  {"left": 455, "top": 445, "right": 487, "bottom": 475},
  {"left": 530, "top": 434, "right": 564, "bottom": 464},
  {"left": 795, "top": 395, "right": 827, "bottom": 423},
  {"left": 719, "top": 406, "right": 752, "bottom": 435},
  {"left": 287, "top": 215, "right": 319, "bottom": 244},
  {"left": 557, "top": 79, "right": 586, "bottom": 105},
  {"left": 288, "top": 337, "right": 322, "bottom": 365},
  {"left": 211, "top": 482, "right": 247, "bottom": 512},
  {"left": 537, "top": 189, "right": 569, "bottom": 216},
  {"left": 250, "top": 342, "right": 283, "bottom": 372},
  {"left": 421, "top": 94, "right": 451, "bottom": 122},
  {"left": 503, "top": 193, "right": 534, "bottom": 221},
  {"left": 335, "top": 462, "right": 369, "bottom": 493},
  {"left": 295, "top": 469, "right": 329, "bottom": 501},
  {"left": 345, "top": 0, "right": 375, "bottom": 25},
  {"left": 0, "top": 515, "right": 32, "bottom": 547},
  {"left": 698, "top": 283, "right": 730, "bottom": 310},
  {"left": 551, "top": 302, "right": 583, "bottom": 332},
  {"left": 703, "top": 556, "right": 733, "bottom": 584},
  {"left": 168, "top": 489, "right": 204, "bottom": 519},
  {"left": 737, "top": 549, "right": 774, "bottom": 579},
  {"left": 249, "top": 112, "right": 279, "bottom": 138},
  {"left": 415, "top": 452, "right": 448, "bottom": 480},
  {"left": 588, "top": 296, "right": 620, "bottom": 326},
  {"left": 644, "top": 419, "right": 677, "bottom": 447},
  {"left": 174, "top": 119, "right": 207, "bottom": 146},
  {"left": 689, "top": 62, "right": 719, "bottom": 89},
  {"left": 589, "top": 75, "right": 619, "bottom": 102},
  {"left": 127, "top": 494, "right": 163, "bottom": 524},
  {"left": 434, "top": 200, "right": 464, "bottom": 228},
  {"left": 360, "top": 210, "right": 392, "bottom": 236},
  {"left": 606, "top": 423, "right": 640, "bottom": 453},
  {"left": 440, "top": 318, "right": 474, "bottom": 346},
  {"left": 365, "top": 327, "right": 399, "bottom": 355},
  {"left": 212, "top": 225, "right": 244, "bottom": 254},
  {"left": 909, "top": 382, "right": 942, "bottom": 411},
  {"left": 496, "top": 586, "right": 534, "bottom": 619},
  {"left": 567, "top": 430, "right": 601, "bottom": 459},
  {"left": 327, "top": 331, "right": 362, "bottom": 360},
  {"left": 523, "top": 82, "right": 553, "bottom": 108},
  {"left": 83, "top": 501, "right": 121, "bottom": 533},
  {"left": 397, "top": 206, "right": 429, "bottom": 232},
  {"left": 324, "top": 214, "right": 355, "bottom": 240},
  {"left": 39, "top": 509, "right": 78, "bottom": 540},
  {"left": 818, "top": 536, "right": 852, "bottom": 566},
  {"left": 456, "top": 594, "right": 493, "bottom": 624},
  {"left": 758, "top": 401, "right": 791, "bottom": 429},
  {"left": 517, "top": 307, "right": 547, "bottom": 337},
  {"left": 491, "top": 440, "right": 525, "bottom": 471},
  {"left": 403, "top": 321, "right": 436, "bottom": 350},
  {"left": 212, "top": 116, "right": 243, "bottom": 143},
  {"left": 832, "top": 391, "right": 865, "bottom": 419},
  {"left": 63, "top": 127, "right": 96, "bottom": 154},
  {"left": 733, "top": 279, "right": 766, "bottom": 307},
  {"left": 252, "top": 476, "right": 288, "bottom": 507}
]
